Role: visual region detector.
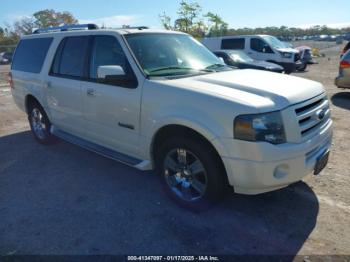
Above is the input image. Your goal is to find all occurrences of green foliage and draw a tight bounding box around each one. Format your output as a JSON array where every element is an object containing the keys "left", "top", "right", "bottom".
[
  {"left": 226, "top": 25, "right": 350, "bottom": 38},
  {"left": 159, "top": 12, "right": 173, "bottom": 30},
  {"left": 33, "top": 9, "right": 78, "bottom": 28},
  {"left": 0, "top": 9, "right": 78, "bottom": 51},
  {"left": 159, "top": 1, "right": 350, "bottom": 39},
  {"left": 205, "top": 12, "right": 228, "bottom": 37}
]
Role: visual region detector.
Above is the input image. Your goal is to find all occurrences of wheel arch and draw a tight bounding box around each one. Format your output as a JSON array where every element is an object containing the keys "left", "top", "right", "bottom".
[
  {"left": 25, "top": 94, "right": 41, "bottom": 114},
  {"left": 150, "top": 124, "right": 228, "bottom": 182},
  {"left": 24, "top": 94, "right": 53, "bottom": 123}
]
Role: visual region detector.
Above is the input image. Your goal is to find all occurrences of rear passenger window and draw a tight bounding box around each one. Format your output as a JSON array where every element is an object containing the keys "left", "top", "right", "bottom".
[
  {"left": 51, "top": 36, "right": 89, "bottom": 78},
  {"left": 12, "top": 38, "right": 53, "bottom": 73},
  {"left": 221, "top": 38, "right": 245, "bottom": 50}
]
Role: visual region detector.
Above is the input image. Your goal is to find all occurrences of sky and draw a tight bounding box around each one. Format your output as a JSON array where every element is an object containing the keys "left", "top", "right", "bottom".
[{"left": 1, "top": 0, "right": 350, "bottom": 29}]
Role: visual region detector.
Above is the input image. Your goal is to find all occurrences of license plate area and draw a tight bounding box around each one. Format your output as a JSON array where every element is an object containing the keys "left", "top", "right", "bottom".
[{"left": 314, "top": 150, "right": 330, "bottom": 175}]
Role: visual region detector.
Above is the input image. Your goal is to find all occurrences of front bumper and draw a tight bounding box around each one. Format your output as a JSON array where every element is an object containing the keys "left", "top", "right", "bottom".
[
  {"left": 215, "top": 120, "right": 333, "bottom": 195},
  {"left": 274, "top": 62, "right": 296, "bottom": 73},
  {"left": 335, "top": 76, "right": 350, "bottom": 88}
]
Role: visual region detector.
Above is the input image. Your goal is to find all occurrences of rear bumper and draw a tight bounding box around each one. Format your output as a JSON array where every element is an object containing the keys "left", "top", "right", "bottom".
[{"left": 215, "top": 120, "right": 333, "bottom": 195}]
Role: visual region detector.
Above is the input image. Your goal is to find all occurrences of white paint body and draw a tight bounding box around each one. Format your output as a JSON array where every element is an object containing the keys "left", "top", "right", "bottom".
[{"left": 11, "top": 29, "right": 333, "bottom": 195}]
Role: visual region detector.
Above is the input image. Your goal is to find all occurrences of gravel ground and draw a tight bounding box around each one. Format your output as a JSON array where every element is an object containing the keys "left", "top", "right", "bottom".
[{"left": 0, "top": 42, "right": 349, "bottom": 256}]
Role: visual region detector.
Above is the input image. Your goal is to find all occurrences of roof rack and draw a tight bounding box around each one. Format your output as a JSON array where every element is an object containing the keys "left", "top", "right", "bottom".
[
  {"left": 120, "top": 26, "right": 149, "bottom": 30},
  {"left": 33, "top": 24, "right": 99, "bottom": 34}
]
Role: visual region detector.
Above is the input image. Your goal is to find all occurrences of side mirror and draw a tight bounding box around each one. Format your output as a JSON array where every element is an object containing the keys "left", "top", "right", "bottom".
[{"left": 97, "top": 65, "right": 125, "bottom": 79}]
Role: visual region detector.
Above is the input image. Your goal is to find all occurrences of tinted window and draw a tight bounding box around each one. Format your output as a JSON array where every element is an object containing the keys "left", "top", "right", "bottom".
[
  {"left": 221, "top": 38, "right": 245, "bottom": 50},
  {"left": 90, "top": 36, "right": 127, "bottom": 78},
  {"left": 89, "top": 35, "right": 137, "bottom": 88},
  {"left": 251, "top": 38, "right": 273, "bottom": 53},
  {"left": 52, "top": 36, "right": 89, "bottom": 78},
  {"left": 12, "top": 38, "right": 53, "bottom": 73}
]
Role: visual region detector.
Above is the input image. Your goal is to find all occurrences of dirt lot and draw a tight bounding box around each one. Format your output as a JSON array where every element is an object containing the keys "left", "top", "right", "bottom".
[{"left": 0, "top": 42, "right": 349, "bottom": 256}]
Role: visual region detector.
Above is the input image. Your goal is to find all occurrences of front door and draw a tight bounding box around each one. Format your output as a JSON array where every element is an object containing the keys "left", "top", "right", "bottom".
[
  {"left": 248, "top": 37, "right": 274, "bottom": 61},
  {"left": 82, "top": 35, "right": 142, "bottom": 157}
]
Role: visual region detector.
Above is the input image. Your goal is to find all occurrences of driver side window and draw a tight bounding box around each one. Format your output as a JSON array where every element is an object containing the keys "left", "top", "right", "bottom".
[
  {"left": 250, "top": 38, "right": 273, "bottom": 53},
  {"left": 89, "top": 35, "right": 137, "bottom": 88}
]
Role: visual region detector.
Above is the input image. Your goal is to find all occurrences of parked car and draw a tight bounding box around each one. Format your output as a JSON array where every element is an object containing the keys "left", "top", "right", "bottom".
[
  {"left": 295, "top": 46, "right": 314, "bottom": 64},
  {"left": 0, "top": 52, "right": 8, "bottom": 64},
  {"left": 335, "top": 50, "right": 350, "bottom": 89},
  {"left": 3, "top": 52, "right": 13, "bottom": 63},
  {"left": 0, "top": 52, "right": 13, "bottom": 64},
  {"left": 202, "top": 35, "right": 301, "bottom": 74},
  {"left": 10, "top": 24, "right": 333, "bottom": 209},
  {"left": 341, "top": 41, "right": 350, "bottom": 57},
  {"left": 213, "top": 50, "right": 284, "bottom": 73}
]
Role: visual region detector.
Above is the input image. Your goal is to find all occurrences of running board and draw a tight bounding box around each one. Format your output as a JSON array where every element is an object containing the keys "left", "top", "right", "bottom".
[{"left": 51, "top": 127, "right": 150, "bottom": 169}]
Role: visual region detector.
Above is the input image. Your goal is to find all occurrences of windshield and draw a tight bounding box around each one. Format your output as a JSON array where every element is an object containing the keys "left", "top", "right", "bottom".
[
  {"left": 125, "top": 33, "right": 227, "bottom": 77},
  {"left": 261, "top": 36, "right": 286, "bottom": 49},
  {"left": 228, "top": 51, "right": 254, "bottom": 63}
]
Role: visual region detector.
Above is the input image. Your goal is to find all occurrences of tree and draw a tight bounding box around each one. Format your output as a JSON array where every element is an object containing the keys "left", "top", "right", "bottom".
[
  {"left": 11, "top": 9, "right": 78, "bottom": 36},
  {"left": 13, "top": 17, "right": 35, "bottom": 35},
  {"left": 176, "top": 0, "right": 201, "bottom": 32},
  {"left": 33, "top": 9, "right": 78, "bottom": 28},
  {"left": 204, "top": 12, "right": 228, "bottom": 37},
  {"left": 159, "top": 12, "right": 173, "bottom": 30}
]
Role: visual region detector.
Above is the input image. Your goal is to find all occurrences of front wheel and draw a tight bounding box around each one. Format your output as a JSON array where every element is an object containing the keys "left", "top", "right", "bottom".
[{"left": 155, "top": 137, "right": 227, "bottom": 210}]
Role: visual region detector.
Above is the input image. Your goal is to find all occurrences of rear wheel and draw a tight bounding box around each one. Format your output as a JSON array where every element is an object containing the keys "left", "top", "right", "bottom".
[
  {"left": 155, "top": 137, "right": 227, "bottom": 211},
  {"left": 28, "top": 102, "right": 54, "bottom": 144}
]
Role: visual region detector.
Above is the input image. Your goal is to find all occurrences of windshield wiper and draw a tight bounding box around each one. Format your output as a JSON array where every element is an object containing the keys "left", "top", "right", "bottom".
[
  {"left": 149, "top": 66, "right": 195, "bottom": 73},
  {"left": 205, "top": 63, "right": 227, "bottom": 70}
]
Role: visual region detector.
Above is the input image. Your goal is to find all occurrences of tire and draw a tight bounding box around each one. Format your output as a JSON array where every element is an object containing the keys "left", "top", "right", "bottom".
[
  {"left": 28, "top": 101, "right": 55, "bottom": 145},
  {"left": 155, "top": 137, "right": 227, "bottom": 211},
  {"left": 297, "top": 63, "right": 307, "bottom": 72}
]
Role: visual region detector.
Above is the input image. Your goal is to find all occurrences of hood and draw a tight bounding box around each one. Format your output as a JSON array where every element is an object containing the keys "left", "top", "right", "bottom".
[
  {"left": 255, "top": 61, "right": 284, "bottom": 70},
  {"left": 163, "top": 70, "right": 324, "bottom": 112},
  {"left": 276, "top": 47, "right": 299, "bottom": 54}
]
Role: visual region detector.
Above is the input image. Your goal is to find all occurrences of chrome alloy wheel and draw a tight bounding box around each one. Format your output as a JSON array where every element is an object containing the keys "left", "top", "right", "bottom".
[
  {"left": 163, "top": 148, "right": 208, "bottom": 202},
  {"left": 30, "top": 108, "right": 46, "bottom": 139}
]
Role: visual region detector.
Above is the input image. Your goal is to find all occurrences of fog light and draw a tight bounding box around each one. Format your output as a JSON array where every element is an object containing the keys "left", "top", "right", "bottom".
[{"left": 274, "top": 164, "right": 289, "bottom": 179}]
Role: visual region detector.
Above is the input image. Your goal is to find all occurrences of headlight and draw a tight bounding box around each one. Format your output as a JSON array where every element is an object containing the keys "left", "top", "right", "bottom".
[
  {"left": 280, "top": 52, "right": 292, "bottom": 59},
  {"left": 234, "top": 111, "right": 286, "bottom": 144}
]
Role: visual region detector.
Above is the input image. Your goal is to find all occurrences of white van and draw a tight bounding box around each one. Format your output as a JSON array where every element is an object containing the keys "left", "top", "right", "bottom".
[{"left": 202, "top": 35, "right": 300, "bottom": 73}]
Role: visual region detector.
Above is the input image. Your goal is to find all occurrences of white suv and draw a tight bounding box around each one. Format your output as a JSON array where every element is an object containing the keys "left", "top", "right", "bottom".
[{"left": 10, "top": 25, "right": 333, "bottom": 209}]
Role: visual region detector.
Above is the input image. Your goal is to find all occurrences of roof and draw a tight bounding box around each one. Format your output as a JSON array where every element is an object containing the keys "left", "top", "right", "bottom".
[
  {"left": 203, "top": 34, "right": 272, "bottom": 40},
  {"left": 21, "top": 26, "right": 185, "bottom": 39}
]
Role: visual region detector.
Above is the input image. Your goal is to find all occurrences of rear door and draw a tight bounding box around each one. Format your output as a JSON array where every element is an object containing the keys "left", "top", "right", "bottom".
[
  {"left": 81, "top": 34, "right": 142, "bottom": 157},
  {"left": 46, "top": 36, "right": 90, "bottom": 136}
]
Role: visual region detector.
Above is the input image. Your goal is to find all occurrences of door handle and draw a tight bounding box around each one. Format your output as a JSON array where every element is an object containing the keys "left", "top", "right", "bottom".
[
  {"left": 46, "top": 81, "right": 52, "bottom": 89},
  {"left": 86, "top": 88, "right": 95, "bottom": 96}
]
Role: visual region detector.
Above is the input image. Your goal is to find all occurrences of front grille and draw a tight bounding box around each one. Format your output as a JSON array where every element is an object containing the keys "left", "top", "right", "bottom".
[{"left": 295, "top": 96, "right": 331, "bottom": 139}]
